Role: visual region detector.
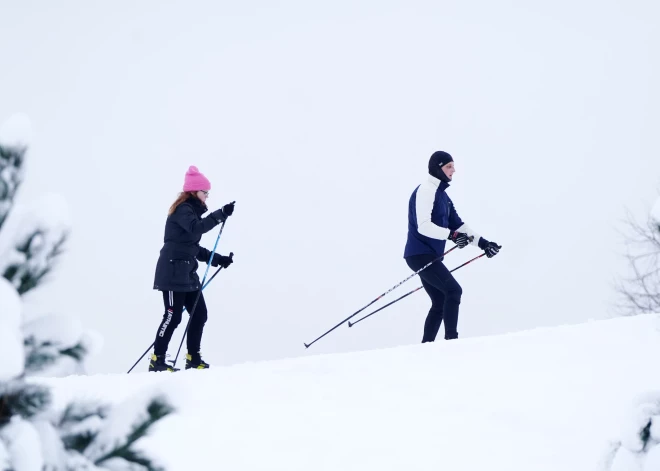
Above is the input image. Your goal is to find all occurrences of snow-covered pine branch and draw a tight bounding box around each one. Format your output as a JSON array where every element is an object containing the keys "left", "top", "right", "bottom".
[
  {"left": 83, "top": 394, "right": 174, "bottom": 471},
  {"left": 0, "top": 112, "right": 92, "bottom": 376},
  {"left": 0, "top": 112, "right": 30, "bottom": 231},
  {"left": 0, "top": 381, "right": 52, "bottom": 423},
  {"left": 0, "top": 143, "right": 26, "bottom": 230},
  {"left": 0, "top": 277, "right": 24, "bottom": 381},
  {"left": 0, "top": 113, "right": 174, "bottom": 470},
  {"left": 21, "top": 312, "right": 101, "bottom": 376},
  {"left": 606, "top": 392, "right": 660, "bottom": 471},
  {"left": 0, "top": 193, "right": 70, "bottom": 295}
]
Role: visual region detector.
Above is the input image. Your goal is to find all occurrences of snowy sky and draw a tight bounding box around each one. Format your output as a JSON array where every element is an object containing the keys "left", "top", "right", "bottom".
[{"left": 1, "top": 1, "right": 659, "bottom": 374}]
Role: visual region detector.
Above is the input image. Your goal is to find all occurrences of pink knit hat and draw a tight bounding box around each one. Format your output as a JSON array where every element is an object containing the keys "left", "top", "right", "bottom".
[{"left": 183, "top": 166, "right": 211, "bottom": 192}]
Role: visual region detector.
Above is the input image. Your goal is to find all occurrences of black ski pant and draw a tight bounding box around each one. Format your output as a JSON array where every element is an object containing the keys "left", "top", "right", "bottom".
[
  {"left": 406, "top": 253, "right": 463, "bottom": 342},
  {"left": 154, "top": 290, "right": 208, "bottom": 356}
]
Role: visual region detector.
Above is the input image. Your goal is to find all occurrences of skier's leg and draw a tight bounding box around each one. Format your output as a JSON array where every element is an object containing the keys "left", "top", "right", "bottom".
[
  {"left": 407, "top": 255, "right": 463, "bottom": 341},
  {"left": 407, "top": 255, "right": 443, "bottom": 342},
  {"left": 441, "top": 277, "right": 462, "bottom": 339},
  {"left": 419, "top": 277, "right": 446, "bottom": 342},
  {"left": 184, "top": 290, "right": 208, "bottom": 354},
  {"left": 154, "top": 290, "right": 184, "bottom": 356},
  {"left": 421, "top": 264, "right": 462, "bottom": 339}
]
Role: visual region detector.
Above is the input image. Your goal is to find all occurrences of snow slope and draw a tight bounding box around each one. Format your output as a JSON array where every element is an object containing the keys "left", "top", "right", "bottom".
[{"left": 34, "top": 314, "right": 660, "bottom": 471}]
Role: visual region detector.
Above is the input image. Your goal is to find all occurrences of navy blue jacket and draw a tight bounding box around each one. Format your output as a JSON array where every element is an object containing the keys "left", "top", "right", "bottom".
[
  {"left": 404, "top": 176, "right": 480, "bottom": 259},
  {"left": 153, "top": 197, "right": 225, "bottom": 292}
]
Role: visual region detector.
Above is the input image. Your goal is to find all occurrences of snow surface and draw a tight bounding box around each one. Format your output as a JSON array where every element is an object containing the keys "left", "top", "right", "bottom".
[
  {"left": 33, "top": 314, "right": 660, "bottom": 471},
  {"left": 0, "top": 277, "right": 24, "bottom": 381},
  {"left": 0, "top": 417, "right": 43, "bottom": 471},
  {"left": 31, "top": 420, "right": 68, "bottom": 471}
]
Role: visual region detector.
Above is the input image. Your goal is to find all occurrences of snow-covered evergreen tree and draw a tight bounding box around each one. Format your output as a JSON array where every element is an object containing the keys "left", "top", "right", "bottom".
[
  {"left": 0, "top": 113, "right": 94, "bottom": 376},
  {"left": 0, "top": 114, "right": 174, "bottom": 470},
  {"left": 602, "top": 392, "right": 660, "bottom": 471}
]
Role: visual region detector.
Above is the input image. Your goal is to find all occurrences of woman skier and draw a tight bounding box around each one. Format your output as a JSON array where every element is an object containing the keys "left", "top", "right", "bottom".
[
  {"left": 150, "top": 165, "right": 235, "bottom": 372},
  {"left": 404, "top": 151, "right": 501, "bottom": 342}
]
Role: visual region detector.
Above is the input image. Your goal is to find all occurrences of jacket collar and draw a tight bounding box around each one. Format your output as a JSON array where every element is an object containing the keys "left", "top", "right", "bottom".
[
  {"left": 428, "top": 175, "right": 450, "bottom": 192},
  {"left": 184, "top": 196, "right": 208, "bottom": 216}
]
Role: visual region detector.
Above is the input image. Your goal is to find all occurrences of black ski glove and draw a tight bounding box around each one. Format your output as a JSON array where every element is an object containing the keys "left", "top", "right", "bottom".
[
  {"left": 478, "top": 237, "right": 501, "bottom": 258},
  {"left": 448, "top": 231, "right": 470, "bottom": 248},
  {"left": 222, "top": 201, "right": 235, "bottom": 217},
  {"left": 212, "top": 252, "right": 234, "bottom": 269},
  {"left": 210, "top": 201, "right": 235, "bottom": 223}
]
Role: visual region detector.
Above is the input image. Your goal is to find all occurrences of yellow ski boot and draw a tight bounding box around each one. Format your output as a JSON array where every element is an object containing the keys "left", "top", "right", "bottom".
[
  {"left": 148, "top": 354, "right": 179, "bottom": 372},
  {"left": 185, "top": 353, "right": 210, "bottom": 370}
]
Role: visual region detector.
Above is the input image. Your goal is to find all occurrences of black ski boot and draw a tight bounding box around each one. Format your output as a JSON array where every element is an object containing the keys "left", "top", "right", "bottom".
[
  {"left": 185, "top": 353, "right": 210, "bottom": 370},
  {"left": 148, "top": 354, "right": 179, "bottom": 372}
]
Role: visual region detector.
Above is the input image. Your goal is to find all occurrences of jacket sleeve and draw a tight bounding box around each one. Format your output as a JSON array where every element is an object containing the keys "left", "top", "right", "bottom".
[
  {"left": 172, "top": 204, "right": 220, "bottom": 236},
  {"left": 449, "top": 198, "right": 481, "bottom": 246},
  {"left": 416, "top": 184, "right": 451, "bottom": 240},
  {"left": 196, "top": 246, "right": 212, "bottom": 264},
  {"left": 457, "top": 224, "right": 483, "bottom": 247},
  {"left": 447, "top": 198, "right": 464, "bottom": 232}
]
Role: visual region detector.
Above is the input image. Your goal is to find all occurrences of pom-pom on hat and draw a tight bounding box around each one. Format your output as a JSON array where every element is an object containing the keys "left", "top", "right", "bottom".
[{"left": 183, "top": 166, "right": 211, "bottom": 192}]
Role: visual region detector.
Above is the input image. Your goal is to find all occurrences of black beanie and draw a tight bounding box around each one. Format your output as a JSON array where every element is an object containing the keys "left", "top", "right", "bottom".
[{"left": 428, "top": 151, "right": 453, "bottom": 181}]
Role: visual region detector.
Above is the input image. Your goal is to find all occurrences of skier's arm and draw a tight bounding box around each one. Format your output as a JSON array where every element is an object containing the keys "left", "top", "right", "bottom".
[
  {"left": 196, "top": 246, "right": 212, "bottom": 263},
  {"left": 415, "top": 185, "right": 451, "bottom": 240},
  {"left": 456, "top": 223, "right": 482, "bottom": 247},
  {"left": 448, "top": 199, "right": 482, "bottom": 247},
  {"left": 173, "top": 204, "right": 220, "bottom": 235},
  {"left": 196, "top": 246, "right": 233, "bottom": 267}
]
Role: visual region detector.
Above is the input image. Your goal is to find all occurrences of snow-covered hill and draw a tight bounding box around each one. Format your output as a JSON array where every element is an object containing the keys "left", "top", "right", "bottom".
[{"left": 34, "top": 314, "right": 660, "bottom": 471}]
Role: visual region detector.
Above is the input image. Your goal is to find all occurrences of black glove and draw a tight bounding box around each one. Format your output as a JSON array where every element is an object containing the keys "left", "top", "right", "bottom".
[
  {"left": 212, "top": 252, "right": 234, "bottom": 268},
  {"left": 478, "top": 237, "right": 501, "bottom": 258},
  {"left": 448, "top": 231, "right": 470, "bottom": 248},
  {"left": 210, "top": 201, "right": 235, "bottom": 223},
  {"left": 222, "top": 201, "right": 235, "bottom": 217}
]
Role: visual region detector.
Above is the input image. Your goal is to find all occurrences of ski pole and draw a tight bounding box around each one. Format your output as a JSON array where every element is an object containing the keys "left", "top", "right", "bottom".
[
  {"left": 171, "top": 219, "right": 230, "bottom": 368},
  {"left": 348, "top": 252, "right": 487, "bottom": 327},
  {"left": 126, "top": 264, "right": 226, "bottom": 373},
  {"left": 303, "top": 245, "right": 459, "bottom": 349},
  {"left": 348, "top": 286, "right": 424, "bottom": 327}
]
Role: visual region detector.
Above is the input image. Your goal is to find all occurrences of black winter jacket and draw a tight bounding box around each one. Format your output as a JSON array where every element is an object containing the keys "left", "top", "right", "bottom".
[{"left": 153, "top": 197, "right": 226, "bottom": 292}]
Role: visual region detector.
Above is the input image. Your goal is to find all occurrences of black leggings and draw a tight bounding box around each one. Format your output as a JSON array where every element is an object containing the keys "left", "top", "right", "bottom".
[
  {"left": 406, "top": 254, "right": 463, "bottom": 342},
  {"left": 154, "top": 290, "right": 208, "bottom": 356}
]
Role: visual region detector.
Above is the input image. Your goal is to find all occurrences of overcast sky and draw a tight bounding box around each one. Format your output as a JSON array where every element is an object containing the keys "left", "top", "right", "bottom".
[{"left": 1, "top": 0, "right": 659, "bottom": 374}]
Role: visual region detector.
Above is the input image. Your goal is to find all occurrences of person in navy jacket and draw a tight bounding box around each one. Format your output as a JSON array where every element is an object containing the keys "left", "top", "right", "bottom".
[{"left": 404, "top": 151, "right": 501, "bottom": 342}]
